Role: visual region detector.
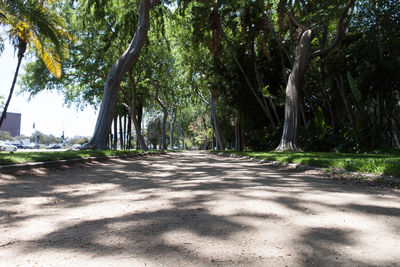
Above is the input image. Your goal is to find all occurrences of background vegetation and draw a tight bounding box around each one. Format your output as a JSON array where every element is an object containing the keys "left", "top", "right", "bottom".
[{"left": 1, "top": 0, "right": 399, "bottom": 156}]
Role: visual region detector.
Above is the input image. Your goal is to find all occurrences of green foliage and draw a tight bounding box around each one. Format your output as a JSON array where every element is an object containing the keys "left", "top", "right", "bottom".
[
  {"left": 346, "top": 71, "right": 361, "bottom": 103},
  {"left": 0, "top": 95, "right": 4, "bottom": 109},
  {"left": 29, "top": 131, "right": 61, "bottom": 145},
  {"left": 217, "top": 150, "right": 400, "bottom": 177},
  {"left": 0, "top": 0, "right": 71, "bottom": 77},
  {"left": 0, "top": 131, "right": 13, "bottom": 141},
  {"left": 17, "top": 0, "right": 400, "bottom": 152}
]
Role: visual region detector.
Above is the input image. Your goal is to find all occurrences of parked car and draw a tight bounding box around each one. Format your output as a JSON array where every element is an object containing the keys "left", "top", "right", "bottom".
[
  {"left": 0, "top": 142, "right": 17, "bottom": 152},
  {"left": 11, "top": 143, "right": 24, "bottom": 149},
  {"left": 24, "top": 144, "right": 40, "bottom": 149},
  {"left": 46, "top": 144, "right": 62, "bottom": 149},
  {"left": 71, "top": 144, "right": 82, "bottom": 150}
]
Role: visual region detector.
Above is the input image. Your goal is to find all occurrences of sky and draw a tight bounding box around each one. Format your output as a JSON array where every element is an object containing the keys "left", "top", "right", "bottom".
[{"left": 0, "top": 43, "right": 98, "bottom": 138}]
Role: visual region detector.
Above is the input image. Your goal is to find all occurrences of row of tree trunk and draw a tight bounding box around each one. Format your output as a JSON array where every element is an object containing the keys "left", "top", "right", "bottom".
[{"left": 108, "top": 111, "right": 182, "bottom": 150}]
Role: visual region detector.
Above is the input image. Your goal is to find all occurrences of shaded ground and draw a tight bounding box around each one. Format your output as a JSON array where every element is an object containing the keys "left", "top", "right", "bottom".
[{"left": 0, "top": 151, "right": 399, "bottom": 266}]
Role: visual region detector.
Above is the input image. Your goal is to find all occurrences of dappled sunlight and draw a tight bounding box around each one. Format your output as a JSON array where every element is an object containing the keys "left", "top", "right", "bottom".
[{"left": 0, "top": 151, "right": 399, "bottom": 265}]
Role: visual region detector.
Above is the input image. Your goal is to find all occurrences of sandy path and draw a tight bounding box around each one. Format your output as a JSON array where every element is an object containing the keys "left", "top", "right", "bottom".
[{"left": 0, "top": 151, "right": 399, "bottom": 266}]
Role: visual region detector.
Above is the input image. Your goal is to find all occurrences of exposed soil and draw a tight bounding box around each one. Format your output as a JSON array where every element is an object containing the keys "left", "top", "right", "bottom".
[{"left": 0, "top": 151, "right": 399, "bottom": 266}]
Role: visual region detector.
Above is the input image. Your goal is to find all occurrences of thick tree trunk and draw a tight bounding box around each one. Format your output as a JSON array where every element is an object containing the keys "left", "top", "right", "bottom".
[
  {"left": 170, "top": 108, "right": 176, "bottom": 150},
  {"left": 0, "top": 38, "right": 26, "bottom": 128},
  {"left": 209, "top": 92, "right": 225, "bottom": 150},
  {"left": 276, "top": 30, "right": 313, "bottom": 151},
  {"left": 154, "top": 82, "right": 168, "bottom": 150},
  {"left": 82, "top": 0, "right": 152, "bottom": 149}
]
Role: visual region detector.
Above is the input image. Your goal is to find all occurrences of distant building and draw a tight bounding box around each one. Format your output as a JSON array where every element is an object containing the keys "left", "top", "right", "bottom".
[{"left": 0, "top": 112, "right": 21, "bottom": 137}]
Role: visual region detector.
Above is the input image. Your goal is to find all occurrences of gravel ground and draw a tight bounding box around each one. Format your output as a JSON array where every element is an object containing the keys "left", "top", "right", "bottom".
[{"left": 0, "top": 151, "right": 399, "bottom": 266}]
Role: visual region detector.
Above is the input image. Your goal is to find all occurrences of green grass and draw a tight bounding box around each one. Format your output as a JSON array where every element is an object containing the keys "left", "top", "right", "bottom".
[
  {"left": 214, "top": 151, "right": 400, "bottom": 177},
  {"left": 0, "top": 150, "right": 155, "bottom": 165}
]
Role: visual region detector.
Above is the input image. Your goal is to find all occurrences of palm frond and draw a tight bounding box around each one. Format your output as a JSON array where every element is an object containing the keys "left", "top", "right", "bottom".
[{"left": 1, "top": 0, "right": 71, "bottom": 78}]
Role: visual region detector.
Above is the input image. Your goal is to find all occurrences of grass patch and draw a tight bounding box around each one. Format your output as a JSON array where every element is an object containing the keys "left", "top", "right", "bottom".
[
  {"left": 214, "top": 150, "right": 400, "bottom": 177},
  {"left": 0, "top": 150, "right": 156, "bottom": 165}
]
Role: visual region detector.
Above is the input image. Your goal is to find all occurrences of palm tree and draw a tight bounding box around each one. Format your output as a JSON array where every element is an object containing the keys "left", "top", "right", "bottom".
[{"left": 0, "top": 0, "right": 70, "bottom": 127}]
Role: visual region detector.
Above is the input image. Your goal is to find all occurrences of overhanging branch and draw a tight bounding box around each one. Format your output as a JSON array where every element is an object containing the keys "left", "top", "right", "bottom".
[{"left": 311, "top": 0, "right": 355, "bottom": 58}]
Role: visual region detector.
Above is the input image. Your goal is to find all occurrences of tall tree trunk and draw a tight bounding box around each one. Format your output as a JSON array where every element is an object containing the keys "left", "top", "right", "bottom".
[
  {"left": 275, "top": 1, "right": 354, "bottom": 151},
  {"left": 235, "top": 110, "right": 242, "bottom": 151},
  {"left": 211, "top": 126, "right": 215, "bottom": 150},
  {"left": 137, "top": 103, "right": 143, "bottom": 149},
  {"left": 170, "top": 108, "right": 176, "bottom": 150},
  {"left": 209, "top": 92, "right": 225, "bottom": 150},
  {"left": 300, "top": 101, "right": 307, "bottom": 127},
  {"left": 119, "top": 115, "right": 123, "bottom": 149},
  {"left": 154, "top": 82, "right": 168, "bottom": 150},
  {"left": 0, "top": 38, "right": 26, "bottom": 128},
  {"left": 127, "top": 115, "right": 132, "bottom": 149},
  {"left": 276, "top": 30, "right": 313, "bottom": 151},
  {"left": 319, "top": 58, "right": 336, "bottom": 134},
  {"left": 113, "top": 115, "right": 118, "bottom": 150},
  {"left": 177, "top": 123, "right": 181, "bottom": 149},
  {"left": 123, "top": 114, "right": 127, "bottom": 149},
  {"left": 127, "top": 72, "right": 148, "bottom": 150},
  {"left": 82, "top": 0, "right": 153, "bottom": 149}
]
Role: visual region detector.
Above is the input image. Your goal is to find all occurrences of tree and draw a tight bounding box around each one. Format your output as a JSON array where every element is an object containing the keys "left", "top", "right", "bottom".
[
  {"left": 82, "top": 0, "right": 159, "bottom": 149},
  {"left": 0, "top": 0, "right": 70, "bottom": 128},
  {"left": 274, "top": 0, "right": 355, "bottom": 151}
]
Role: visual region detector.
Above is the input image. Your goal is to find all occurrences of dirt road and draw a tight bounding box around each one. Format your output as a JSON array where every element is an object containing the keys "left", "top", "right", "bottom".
[{"left": 0, "top": 151, "right": 399, "bottom": 266}]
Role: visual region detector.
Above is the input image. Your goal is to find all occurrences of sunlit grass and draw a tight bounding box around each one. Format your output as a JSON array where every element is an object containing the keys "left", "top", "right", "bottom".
[
  {"left": 0, "top": 150, "right": 155, "bottom": 165},
  {"left": 214, "top": 151, "right": 400, "bottom": 177}
]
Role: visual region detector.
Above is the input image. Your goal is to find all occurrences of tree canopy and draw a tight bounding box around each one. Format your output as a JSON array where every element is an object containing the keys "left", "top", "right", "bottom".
[{"left": 15, "top": 0, "right": 400, "bottom": 152}]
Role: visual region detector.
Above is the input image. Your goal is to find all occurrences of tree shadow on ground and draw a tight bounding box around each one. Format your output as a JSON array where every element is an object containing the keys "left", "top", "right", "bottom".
[{"left": 0, "top": 152, "right": 399, "bottom": 265}]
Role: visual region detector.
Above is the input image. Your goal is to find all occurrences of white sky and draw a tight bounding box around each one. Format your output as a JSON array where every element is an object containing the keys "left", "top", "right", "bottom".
[{"left": 0, "top": 43, "right": 98, "bottom": 138}]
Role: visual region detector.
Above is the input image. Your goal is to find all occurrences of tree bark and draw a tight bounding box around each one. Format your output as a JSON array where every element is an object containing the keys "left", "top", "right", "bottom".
[
  {"left": 113, "top": 115, "right": 118, "bottom": 150},
  {"left": 138, "top": 103, "right": 143, "bottom": 149},
  {"left": 119, "top": 115, "right": 123, "bottom": 149},
  {"left": 127, "top": 115, "right": 132, "bottom": 149},
  {"left": 82, "top": 0, "right": 153, "bottom": 149},
  {"left": 235, "top": 110, "right": 242, "bottom": 151},
  {"left": 154, "top": 82, "right": 168, "bottom": 150},
  {"left": 209, "top": 91, "right": 225, "bottom": 150},
  {"left": 0, "top": 38, "right": 26, "bottom": 128},
  {"left": 276, "top": 30, "right": 313, "bottom": 151},
  {"left": 275, "top": 1, "right": 354, "bottom": 151},
  {"left": 170, "top": 108, "right": 176, "bottom": 150},
  {"left": 319, "top": 58, "right": 336, "bottom": 134},
  {"left": 125, "top": 72, "right": 148, "bottom": 150}
]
